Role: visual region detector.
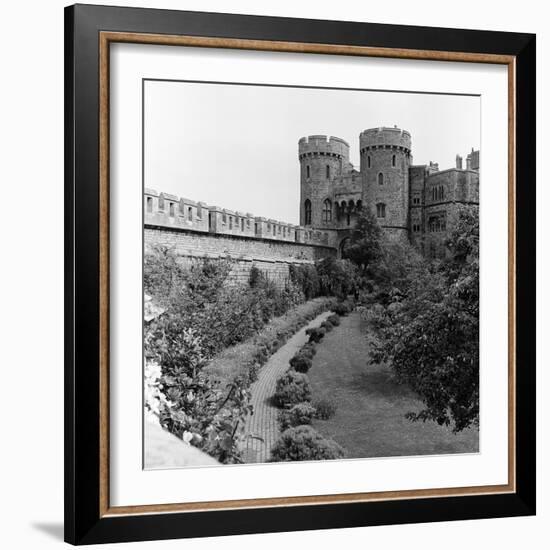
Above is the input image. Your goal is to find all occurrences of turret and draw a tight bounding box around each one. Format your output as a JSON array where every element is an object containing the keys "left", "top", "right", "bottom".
[
  {"left": 298, "top": 135, "right": 349, "bottom": 227},
  {"left": 359, "top": 126, "right": 411, "bottom": 240}
]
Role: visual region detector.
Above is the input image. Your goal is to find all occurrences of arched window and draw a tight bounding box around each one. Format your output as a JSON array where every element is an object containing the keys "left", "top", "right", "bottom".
[
  {"left": 322, "top": 199, "right": 332, "bottom": 223},
  {"left": 304, "top": 199, "right": 312, "bottom": 225},
  {"left": 392, "top": 154, "right": 396, "bottom": 167},
  {"left": 440, "top": 186, "right": 445, "bottom": 200},
  {"left": 378, "top": 172, "right": 384, "bottom": 185},
  {"left": 356, "top": 200, "right": 363, "bottom": 211},
  {"left": 169, "top": 203, "right": 175, "bottom": 217},
  {"left": 367, "top": 156, "right": 371, "bottom": 168},
  {"left": 187, "top": 207, "right": 193, "bottom": 221},
  {"left": 326, "top": 165, "right": 330, "bottom": 179},
  {"left": 197, "top": 204, "right": 202, "bottom": 219},
  {"left": 241, "top": 218, "right": 244, "bottom": 231},
  {"left": 146, "top": 197, "right": 153, "bottom": 213},
  {"left": 376, "top": 203, "right": 386, "bottom": 218},
  {"left": 306, "top": 165, "right": 310, "bottom": 179}
]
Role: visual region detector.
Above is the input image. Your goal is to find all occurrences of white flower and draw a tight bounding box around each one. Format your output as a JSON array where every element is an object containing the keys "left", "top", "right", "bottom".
[{"left": 182, "top": 431, "right": 194, "bottom": 444}]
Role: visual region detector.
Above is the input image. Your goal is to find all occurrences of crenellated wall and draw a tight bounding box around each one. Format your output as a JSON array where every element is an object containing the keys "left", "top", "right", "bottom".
[{"left": 144, "top": 188, "right": 337, "bottom": 288}]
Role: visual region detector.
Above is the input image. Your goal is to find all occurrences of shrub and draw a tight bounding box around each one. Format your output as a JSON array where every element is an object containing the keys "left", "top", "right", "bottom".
[
  {"left": 270, "top": 426, "right": 345, "bottom": 462},
  {"left": 320, "top": 320, "right": 333, "bottom": 332},
  {"left": 313, "top": 397, "right": 338, "bottom": 420},
  {"left": 300, "top": 343, "right": 317, "bottom": 358},
  {"left": 147, "top": 327, "right": 252, "bottom": 464},
  {"left": 289, "top": 352, "right": 313, "bottom": 373},
  {"left": 326, "top": 314, "right": 341, "bottom": 326},
  {"left": 274, "top": 371, "right": 312, "bottom": 408},
  {"left": 331, "top": 300, "right": 354, "bottom": 317},
  {"left": 306, "top": 326, "right": 326, "bottom": 343},
  {"left": 277, "top": 403, "right": 316, "bottom": 431}
]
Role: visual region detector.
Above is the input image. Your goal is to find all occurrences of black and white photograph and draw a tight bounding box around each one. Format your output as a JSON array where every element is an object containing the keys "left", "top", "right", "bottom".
[{"left": 143, "top": 80, "right": 480, "bottom": 468}]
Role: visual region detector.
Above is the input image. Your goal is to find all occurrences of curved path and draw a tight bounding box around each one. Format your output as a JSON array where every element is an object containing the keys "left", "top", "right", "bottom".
[{"left": 241, "top": 310, "right": 332, "bottom": 464}]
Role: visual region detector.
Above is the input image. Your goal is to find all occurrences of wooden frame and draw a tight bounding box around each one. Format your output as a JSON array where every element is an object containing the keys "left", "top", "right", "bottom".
[{"left": 65, "top": 4, "right": 536, "bottom": 545}]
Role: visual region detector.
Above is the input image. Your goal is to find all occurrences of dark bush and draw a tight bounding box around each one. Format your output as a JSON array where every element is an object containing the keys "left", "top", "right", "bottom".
[
  {"left": 274, "top": 371, "right": 312, "bottom": 408},
  {"left": 270, "top": 426, "right": 345, "bottom": 462},
  {"left": 313, "top": 397, "right": 338, "bottom": 420},
  {"left": 289, "top": 352, "right": 313, "bottom": 373},
  {"left": 327, "top": 314, "right": 341, "bottom": 326},
  {"left": 306, "top": 326, "right": 326, "bottom": 343},
  {"left": 300, "top": 343, "right": 317, "bottom": 358},
  {"left": 320, "top": 321, "right": 333, "bottom": 332},
  {"left": 277, "top": 402, "right": 316, "bottom": 431},
  {"left": 331, "top": 300, "right": 354, "bottom": 317}
]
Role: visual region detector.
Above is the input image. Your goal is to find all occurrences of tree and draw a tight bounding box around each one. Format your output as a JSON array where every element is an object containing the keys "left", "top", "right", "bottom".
[
  {"left": 344, "top": 208, "right": 385, "bottom": 278},
  {"left": 370, "top": 206, "right": 479, "bottom": 432}
]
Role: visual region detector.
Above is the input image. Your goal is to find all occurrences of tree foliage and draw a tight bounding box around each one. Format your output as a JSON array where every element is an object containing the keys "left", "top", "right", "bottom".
[
  {"left": 344, "top": 208, "right": 385, "bottom": 278},
  {"left": 368, "top": 206, "right": 479, "bottom": 432}
]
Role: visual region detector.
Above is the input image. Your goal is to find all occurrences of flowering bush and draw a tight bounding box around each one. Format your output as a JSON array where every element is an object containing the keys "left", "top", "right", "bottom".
[
  {"left": 274, "top": 371, "right": 312, "bottom": 408},
  {"left": 146, "top": 326, "right": 252, "bottom": 464},
  {"left": 270, "top": 425, "right": 345, "bottom": 462},
  {"left": 144, "top": 360, "right": 172, "bottom": 422}
]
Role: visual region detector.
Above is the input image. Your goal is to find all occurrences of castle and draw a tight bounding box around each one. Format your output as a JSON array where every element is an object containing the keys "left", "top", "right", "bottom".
[
  {"left": 298, "top": 126, "right": 479, "bottom": 259},
  {"left": 144, "top": 126, "right": 479, "bottom": 285}
]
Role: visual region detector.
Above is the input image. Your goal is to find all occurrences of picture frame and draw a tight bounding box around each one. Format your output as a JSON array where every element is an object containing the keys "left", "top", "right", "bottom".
[{"left": 64, "top": 3, "right": 536, "bottom": 545}]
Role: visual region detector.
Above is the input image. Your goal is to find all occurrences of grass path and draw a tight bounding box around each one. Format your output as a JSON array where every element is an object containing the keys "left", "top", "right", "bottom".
[
  {"left": 309, "top": 311, "right": 479, "bottom": 458},
  {"left": 241, "top": 310, "right": 333, "bottom": 464}
]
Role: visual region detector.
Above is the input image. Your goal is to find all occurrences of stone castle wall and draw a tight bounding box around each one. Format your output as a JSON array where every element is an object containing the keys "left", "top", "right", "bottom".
[{"left": 144, "top": 190, "right": 336, "bottom": 288}]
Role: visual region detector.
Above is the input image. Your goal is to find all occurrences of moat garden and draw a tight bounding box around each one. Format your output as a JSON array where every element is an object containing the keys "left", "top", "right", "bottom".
[{"left": 144, "top": 207, "right": 480, "bottom": 465}]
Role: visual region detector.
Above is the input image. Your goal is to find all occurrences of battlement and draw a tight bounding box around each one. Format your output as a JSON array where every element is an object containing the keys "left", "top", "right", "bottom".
[
  {"left": 298, "top": 135, "right": 350, "bottom": 159},
  {"left": 144, "top": 188, "right": 331, "bottom": 247},
  {"left": 360, "top": 126, "right": 412, "bottom": 153}
]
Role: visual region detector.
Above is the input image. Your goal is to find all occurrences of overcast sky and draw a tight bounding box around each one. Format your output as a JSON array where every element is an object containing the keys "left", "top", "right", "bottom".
[{"left": 144, "top": 80, "right": 480, "bottom": 225}]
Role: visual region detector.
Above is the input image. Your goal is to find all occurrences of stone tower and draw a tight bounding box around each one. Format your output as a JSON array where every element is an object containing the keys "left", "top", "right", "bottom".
[
  {"left": 360, "top": 126, "right": 412, "bottom": 241},
  {"left": 298, "top": 135, "right": 350, "bottom": 227}
]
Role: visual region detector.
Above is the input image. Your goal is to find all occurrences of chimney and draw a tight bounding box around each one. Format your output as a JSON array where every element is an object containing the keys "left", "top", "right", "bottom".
[
  {"left": 456, "top": 154, "right": 463, "bottom": 169},
  {"left": 466, "top": 157, "right": 472, "bottom": 170}
]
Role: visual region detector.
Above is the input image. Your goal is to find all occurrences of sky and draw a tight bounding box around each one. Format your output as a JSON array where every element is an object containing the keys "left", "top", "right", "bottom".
[{"left": 144, "top": 80, "right": 480, "bottom": 225}]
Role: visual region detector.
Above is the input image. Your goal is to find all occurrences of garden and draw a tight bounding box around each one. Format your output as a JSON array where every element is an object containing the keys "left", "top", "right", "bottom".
[{"left": 145, "top": 205, "right": 480, "bottom": 464}]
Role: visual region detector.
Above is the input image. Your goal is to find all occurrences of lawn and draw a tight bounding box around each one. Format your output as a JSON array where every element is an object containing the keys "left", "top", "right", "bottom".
[{"left": 308, "top": 311, "right": 479, "bottom": 458}]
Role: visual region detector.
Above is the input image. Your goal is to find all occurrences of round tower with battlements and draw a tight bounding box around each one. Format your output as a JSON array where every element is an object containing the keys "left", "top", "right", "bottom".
[
  {"left": 359, "top": 126, "right": 412, "bottom": 240},
  {"left": 298, "top": 135, "right": 350, "bottom": 227}
]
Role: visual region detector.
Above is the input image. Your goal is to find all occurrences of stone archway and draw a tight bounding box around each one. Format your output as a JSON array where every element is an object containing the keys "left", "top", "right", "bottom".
[{"left": 339, "top": 237, "right": 351, "bottom": 259}]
